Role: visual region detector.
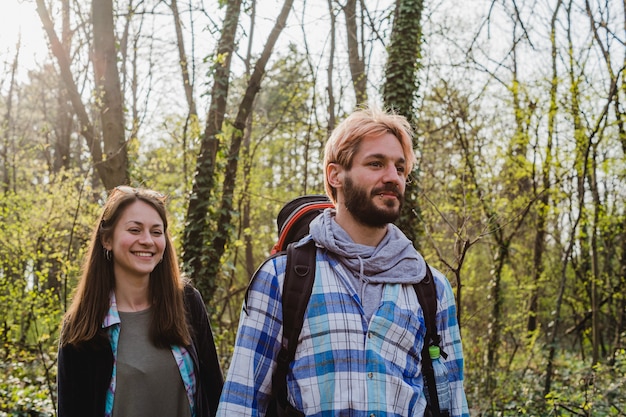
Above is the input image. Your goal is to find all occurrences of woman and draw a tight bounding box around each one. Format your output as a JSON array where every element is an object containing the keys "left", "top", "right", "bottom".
[{"left": 57, "top": 186, "right": 223, "bottom": 417}]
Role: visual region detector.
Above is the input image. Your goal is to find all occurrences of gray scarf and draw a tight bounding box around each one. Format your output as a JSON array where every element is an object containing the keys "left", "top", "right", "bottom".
[{"left": 309, "top": 209, "right": 426, "bottom": 321}]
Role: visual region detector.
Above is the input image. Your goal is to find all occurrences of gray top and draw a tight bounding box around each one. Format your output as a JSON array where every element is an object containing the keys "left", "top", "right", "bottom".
[{"left": 112, "top": 308, "right": 191, "bottom": 417}]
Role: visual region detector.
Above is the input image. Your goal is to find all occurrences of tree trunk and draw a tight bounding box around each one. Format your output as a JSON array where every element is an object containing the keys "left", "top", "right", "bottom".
[
  {"left": 343, "top": 0, "right": 367, "bottom": 105},
  {"left": 544, "top": 220, "right": 577, "bottom": 396},
  {"left": 183, "top": 0, "right": 243, "bottom": 289},
  {"left": 118, "top": 0, "right": 144, "bottom": 145},
  {"left": 92, "top": 0, "right": 128, "bottom": 188},
  {"left": 589, "top": 146, "right": 603, "bottom": 364},
  {"left": 484, "top": 242, "right": 508, "bottom": 395},
  {"left": 543, "top": 28, "right": 593, "bottom": 384},
  {"left": 2, "top": 42, "right": 19, "bottom": 193},
  {"left": 170, "top": 0, "right": 198, "bottom": 186},
  {"left": 326, "top": 0, "right": 337, "bottom": 131},
  {"left": 583, "top": 0, "right": 623, "bottom": 362},
  {"left": 36, "top": 0, "right": 128, "bottom": 189},
  {"left": 170, "top": 0, "right": 197, "bottom": 118},
  {"left": 53, "top": 0, "right": 72, "bottom": 173},
  {"left": 527, "top": 0, "right": 560, "bottom": 334},
  {"left": 203, "top": 0, "right": 295, "bottom": 302},
  {"left": 383, "top": 0, "right": 422, "bottom": 122},
  {"left": 616, "top": 207, "right": 626, "bottom": 354},
  {"left": 382, "top": 0, "right": 424, "bottom": 245},
  {"left": 242, "top": 2, "right": 257, "bottom": 278},
  {"left": 242, "top": 115, "right": 255, "bottom": 278},
  {"left": 612, "top": 0, "right": 626, "bottom": 356}
]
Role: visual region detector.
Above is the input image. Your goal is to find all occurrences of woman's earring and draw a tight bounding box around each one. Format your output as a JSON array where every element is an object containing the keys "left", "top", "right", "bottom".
[{"left": 104, "top": 249, "right": 112, "bottom": 261}]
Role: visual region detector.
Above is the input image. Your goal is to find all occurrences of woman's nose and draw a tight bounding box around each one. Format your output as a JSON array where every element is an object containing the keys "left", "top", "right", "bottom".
[{"left": 138, "top": 231, "right": 154, "bottom": 245}]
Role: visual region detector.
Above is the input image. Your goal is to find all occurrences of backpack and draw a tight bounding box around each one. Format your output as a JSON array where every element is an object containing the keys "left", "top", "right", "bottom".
[{"left": 267, "top": 195, "right": 448, "bottom": 417}]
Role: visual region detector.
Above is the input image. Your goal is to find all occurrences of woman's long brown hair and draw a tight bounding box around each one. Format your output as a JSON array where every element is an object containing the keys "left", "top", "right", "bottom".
[{"left": 60, "top": 188, "right": 191, "bottom": 348}]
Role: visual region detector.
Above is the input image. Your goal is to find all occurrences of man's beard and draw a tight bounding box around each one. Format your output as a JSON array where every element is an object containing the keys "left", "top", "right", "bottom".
[{"left": 343, "top": 175, "right": 403, "bottom": 228}]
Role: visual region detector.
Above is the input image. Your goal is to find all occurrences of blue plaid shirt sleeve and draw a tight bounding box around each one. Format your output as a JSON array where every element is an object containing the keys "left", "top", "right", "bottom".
[{"left": 217, "top": 256, "right": 285, "bottom": 417}]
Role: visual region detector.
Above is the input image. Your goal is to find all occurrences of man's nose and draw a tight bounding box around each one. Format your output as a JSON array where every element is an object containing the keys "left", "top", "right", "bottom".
[{"left": 382, "top": 165, "right": 403, "bottom": 185}]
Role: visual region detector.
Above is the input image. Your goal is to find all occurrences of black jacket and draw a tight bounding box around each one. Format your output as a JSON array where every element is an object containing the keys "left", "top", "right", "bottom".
[{"left": 57, "top": 285, "right": 224, "bottom": 417}]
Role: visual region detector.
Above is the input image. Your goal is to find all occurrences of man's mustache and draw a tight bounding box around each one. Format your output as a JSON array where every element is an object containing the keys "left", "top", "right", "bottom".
[{"left": 371, "top": 184, "right": 402, "bottom": 200}]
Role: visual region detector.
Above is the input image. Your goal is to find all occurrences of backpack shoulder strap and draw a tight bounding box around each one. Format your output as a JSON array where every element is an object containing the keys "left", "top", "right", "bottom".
[
  {"left": 271, "top": 239, "right": 316, "bottom": 416},
  {"left": 414, "top": 264, "right": 440, "bottom": 349},
  {"left": 414, "top": 264, "right": 447, "bottom": 417}
]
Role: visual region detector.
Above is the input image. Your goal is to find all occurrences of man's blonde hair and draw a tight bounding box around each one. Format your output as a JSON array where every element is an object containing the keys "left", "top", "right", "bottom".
[{"left": 323, "top": 107, "right": 416, "bottom": 203}]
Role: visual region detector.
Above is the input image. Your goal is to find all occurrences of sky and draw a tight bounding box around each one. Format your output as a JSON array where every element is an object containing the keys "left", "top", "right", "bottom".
[
  {"left": 0, "top": 0, "right": 331, "bottom": 78},
  {"left": 0, "top": 0, "right": 337, "bottom": 93},
  {"left": 1, "top": 1, "right": 48, "bottom": 81}
]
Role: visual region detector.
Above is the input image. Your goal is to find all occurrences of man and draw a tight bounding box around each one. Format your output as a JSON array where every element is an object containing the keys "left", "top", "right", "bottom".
[{"left": 217, "top": 107, "right": 469, "bottom": 417}]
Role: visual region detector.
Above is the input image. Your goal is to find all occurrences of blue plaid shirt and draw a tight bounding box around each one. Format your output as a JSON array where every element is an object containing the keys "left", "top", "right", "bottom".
[{"left": 217, "top": 242, "right": 469, "bottom": 417}]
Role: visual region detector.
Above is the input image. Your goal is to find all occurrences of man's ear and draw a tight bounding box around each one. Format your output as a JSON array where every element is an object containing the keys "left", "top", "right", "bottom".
[{"left": 327, "top": 163, "right": 344, "bottom": 189}]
